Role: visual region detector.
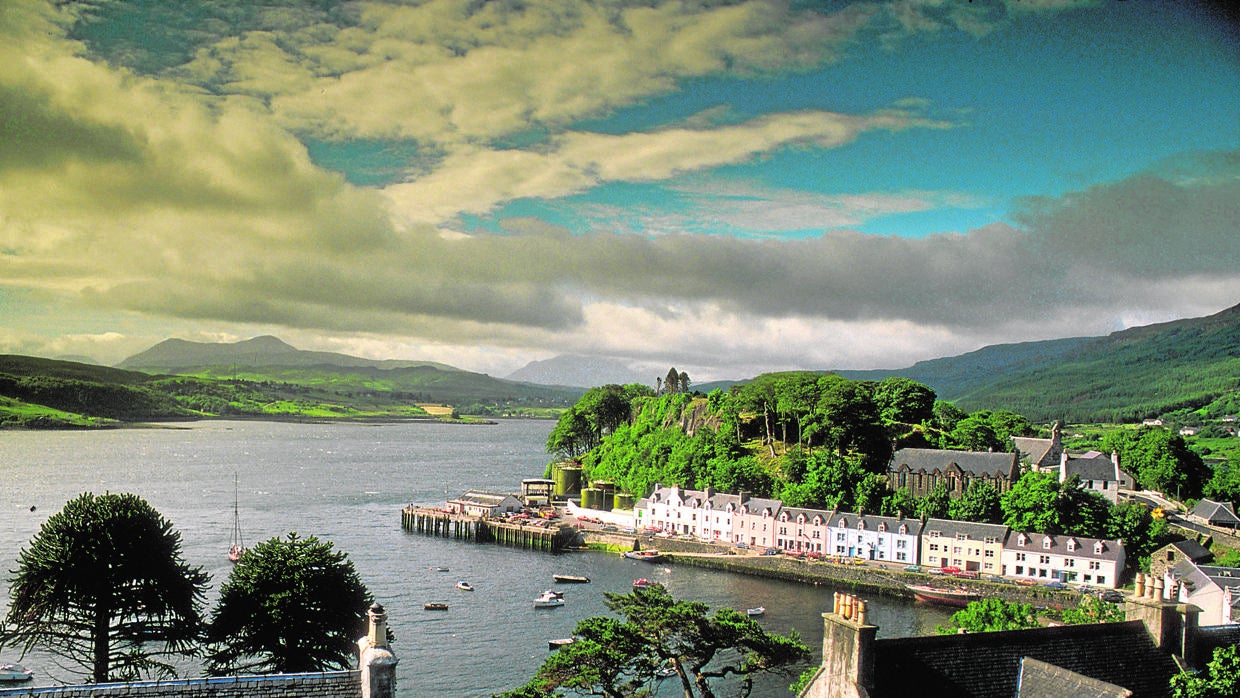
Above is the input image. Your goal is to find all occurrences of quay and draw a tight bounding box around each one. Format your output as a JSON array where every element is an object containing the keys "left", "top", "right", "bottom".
[{"left": 401, "top": 506, "right": 578, "bottom": 553}]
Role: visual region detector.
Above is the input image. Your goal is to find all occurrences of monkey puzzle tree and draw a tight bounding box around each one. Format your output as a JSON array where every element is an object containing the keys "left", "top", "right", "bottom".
[
  {"left": 205, "top": 533, "right": 373, "bottom": 675},
  {"left": 1, "top": 492, "right": 208, "bottom": 682}
]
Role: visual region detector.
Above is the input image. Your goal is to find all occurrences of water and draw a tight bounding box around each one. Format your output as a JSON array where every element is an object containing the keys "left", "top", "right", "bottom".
[{"left": 0, "top": 420, "right": 950, "bottom": 696}]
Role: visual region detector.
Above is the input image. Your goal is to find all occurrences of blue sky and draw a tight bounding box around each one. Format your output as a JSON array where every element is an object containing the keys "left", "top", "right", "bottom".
[{"left": 1, "top": 0, "right": 1237, "bottom": 380}]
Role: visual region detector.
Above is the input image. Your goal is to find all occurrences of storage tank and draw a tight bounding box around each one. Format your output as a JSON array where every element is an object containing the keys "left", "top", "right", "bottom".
[
  {"left": 613, "top": 493, "right": 634, "bottom": 511},
  {"left": 554, "top": 464, "right": 583, "bottom": 496},
  {"left": 580, "top": 487, "right": 602, "bottom": 510}
]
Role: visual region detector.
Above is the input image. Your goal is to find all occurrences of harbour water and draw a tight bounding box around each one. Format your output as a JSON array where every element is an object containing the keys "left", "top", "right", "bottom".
[{"left": 0, "top": 419, "right": 950, "bottom": 696}]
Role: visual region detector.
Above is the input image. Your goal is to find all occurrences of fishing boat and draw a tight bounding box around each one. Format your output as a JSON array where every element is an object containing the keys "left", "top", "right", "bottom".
[
  {"left": 533, "top": 590, "right": 565, "bottom": 608},
  {"left": 746, "top": 606, "right": 766, "bottom": 617},
  {"left": 623, "top": 550, "right": 666, "bottom": 562},
  {"left": 430, "top": 566, "right": 450, "bottom": 572},
  {"left": 632, "top": 578, "right": 660, "bottom": 589},
  {"left": 906, "top": 584, "right": 979, "bottom": 608},
  {"left": 227, "top": 473, "right": 245, "bottom": 563},
  {"left": 455, "top": 581, "right": 474, "bottom": 591},
  {"left": 423, "top": 602, "right": 449, "bottom": 611},
  {"left": 548, "top": 638, "right": 575, "bottom": 651},
  {"left": 0, "top": 664, "right": 32, "bottom": 683},
  {"left": 552, "top": 574, "right": 591, "bottom": 583}
]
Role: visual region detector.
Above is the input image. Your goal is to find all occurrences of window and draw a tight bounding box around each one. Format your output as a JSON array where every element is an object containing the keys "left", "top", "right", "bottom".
[
  {"left": 1097, "top": 575, "right": 1106, "bottom": 585},
  {"left": 1015, "top": 565, "right": 1024, "bottom": 575},
  {"left": 1017, "top": 533, "right": 1028, "bottom": 546},
  {"left": 897, "top": 552, "right": 907, "bottom": 562},
  {"left": 878, "top": 522, "right": 887, "bottom": 532},
  {"left": 930, "top": 543, "right": 939, "bottom": 552},
  {"left": 953, "top": 546, "right": 962, "bottom": 554},
  {"left": 1064, "top": 558, "right": 1075, "bottom": 567},
  {"left": 1089, "top": 561, "right": 1101, "bottom": 571},
  {"left": 897, "top": 539, "right": 907, "bottom": 549},
  {"left": 857, "top": 521, "right": 866, "bottom": 530},
  {"left": 1016, "top": 552, "right": 1026, "bottom": 561},
  {"left": 985, "top": 550, "right": 994, "bottom": 558},
  {"left": 899, "top": 525, "right": 908, "bottom": 535},
  {"left": 1042, "top": 537, "right": 1052, "bottom": 549},
  {"left": 1066, "top": 539, "right": 1077, "bottom": 552},
  {"left": 1039, "top": 555, "right": 1050, "bottom": 564},
  {"left": 1094, "top": 543, "right": 1104, "bottom": 555},
  {"left": 837, "top": 532, "right": 846, "bottom": 541}
]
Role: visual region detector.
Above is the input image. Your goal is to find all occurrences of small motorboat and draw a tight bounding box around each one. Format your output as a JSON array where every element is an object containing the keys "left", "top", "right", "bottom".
[
  {"left": 548, "top": 638, "right": 575, "bottom": 651},
  {"left": 534, "top": 591, "right": 565, "bottom": 608},
  {"left": 423, "top": 602, "right": 449, "bottom": 611},
  {"left": 746, "top": 606, "right": 766, "bottom": 617},
  {"left": 0, "top": 664, "right": 33, "bottom": 683},
  {"left": 633, "top": 578, "right": 660, "bottom": 589},
  {"left": 552, "top": 574, "right": 591, "bottom": 583},
  {"left": 430, "top": 566, "right": 450, "bottom": 572},
  {"left": 623, "top": 549, "right": 666, "bottom": 562},
  {"left": 906, "top": 584, "right": 979, "bottom": 608},
  {"left": 455, "top": 581, "right": 474, "bottom": 591}
]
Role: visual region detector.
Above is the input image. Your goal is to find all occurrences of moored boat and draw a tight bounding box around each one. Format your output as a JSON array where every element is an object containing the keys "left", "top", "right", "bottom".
[
  {"left": 552, "top": 574, "right": 590, "bottom": 583},
  {"left": 906, "top": 584, "right": 978, "bottom": 608},
  {"left": 455, "top": 581, "right": 474, "bottom": 591},
  {"left": 548, "top": 638, "right": 575, "bottom": 651},
  {"left": 746, "top": 606, "right": 765, "bottom": 617},
  {"left": 623, "top": 550, "right": 666, "bottom": 562},
  {"left": 0, "top": 664, "right": 33, "bottom": 683},
  {"left": 534, "top": 590, "right": 565, "bottom": 608},
  {"left": 227, "top": 473, "right": 245, "bottom": 563},
  {"left": 424, "top": 602, "right": 449, "bottom": 611},
  {"left": 633, "top": 578, "right": 660, "bottom": 589}
]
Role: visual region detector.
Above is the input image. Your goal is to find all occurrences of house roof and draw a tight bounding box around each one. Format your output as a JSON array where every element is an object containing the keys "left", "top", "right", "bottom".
[
  {"left": 891, "top": 448, "right": 1019, "bottom": 478},
  {"left": 1189, "top": 499, "right": 1240, "bottom": 524},
  {"left": 1162, "top": 539, "right": 1213, "bottom": 563},
  {"left": 1005, "top": 531, "right": 1125, "bottom": 563},
  {"left": 1198, "top": 565, "right": 1240, "bottom": 591},
  {"left": 1015, "top": 657, "right": 1132, "bottom": 698},
  {"left": 1062, "top": 453, "right": 1118, "bottom": 482},
  {"left": 827, "top": 510, "right": 923, "bottom": 535},
  {"left": 1012, "top": 436, "right": 1061, "bottom": 469},
  {"left": 451, "top": 491, "right": 518, "bottom": 506},
  {"left": 872, "top": 621, "right": 1181, "bottom": 698},
  {"left": 923, "top": 517, "right": 1009, "bottom": 542}
]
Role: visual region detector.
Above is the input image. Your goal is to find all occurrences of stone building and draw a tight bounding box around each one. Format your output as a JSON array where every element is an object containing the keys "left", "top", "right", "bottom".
[{"left": 887, "top": 448, "right": 1020, "bottom": 498}]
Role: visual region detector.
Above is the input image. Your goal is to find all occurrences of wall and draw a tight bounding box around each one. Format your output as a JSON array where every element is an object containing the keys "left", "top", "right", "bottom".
[{"left": 0, "top": 672, "right": 361, "bottom": 698}]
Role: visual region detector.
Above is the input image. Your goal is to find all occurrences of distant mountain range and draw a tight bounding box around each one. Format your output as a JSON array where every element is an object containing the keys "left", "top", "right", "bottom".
[{"left": 3, "top": 301, "right": 1237, "bottom": 426}]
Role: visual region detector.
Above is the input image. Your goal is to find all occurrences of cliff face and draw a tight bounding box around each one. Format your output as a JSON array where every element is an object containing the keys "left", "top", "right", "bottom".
[{"left": 667, "top": 397, "right": 721, "bottom": 437}]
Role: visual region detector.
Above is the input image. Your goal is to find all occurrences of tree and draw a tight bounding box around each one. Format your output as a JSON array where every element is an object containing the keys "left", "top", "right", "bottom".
[
  {"left": 1000, "top": 471, "right": 1111, "bottom": 536},
  {"left": 665, "top": 367, "right": 681, "bottom": 395},
  {"left": 1, "top": 492, "right": 208, "bottom": 682},
  {"left": 871, "top": 377, "right": 936, "bottom": 426},
  {"left": 1204, "top": 451, "right": 1240, "bottom": 510},
  {"left": 1117, "top": 428, "right": 1211, "bottom": 500},
  {"left": 937, "top": 598, "right": 1039, "bottom": 634},
  {"left": 506, "top": 586, "right": 810, "bottom": 698},
  {"left": 1060, "top": 595, "right": 1125, "bottom": 625},
  {"left": 206, "top": 533, "right": 373, "bottom": 675},
  {"left": 1171, "top": 643, "right": 1240, "bottom": 698},
  {"left": 948, "top": 480, "right": 1003, "bottom": 524},
  {"left": 816, "top": 376, "right": 890, "bottom": 471}
]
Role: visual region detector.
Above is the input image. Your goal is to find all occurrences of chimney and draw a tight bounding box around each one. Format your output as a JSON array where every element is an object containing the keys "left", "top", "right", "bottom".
[
  {"left": 738, "top": 489, "right": 750, "bottom": 504},
  {"left": 1124, "top": 588, "right": 1203, "bottom": 668},
  {"left": 358, "top": 603, "right": 398, "bottom": 698},
  {"left": 808, "top": 593, "right": 876, "bottom": 698}
]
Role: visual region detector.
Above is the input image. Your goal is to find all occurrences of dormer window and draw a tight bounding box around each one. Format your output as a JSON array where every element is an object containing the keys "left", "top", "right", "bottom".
[
  {"left": 898, "top": 525, "right": 908, "bottom": 535},
  {"left": 1042, "top": 536, "right": 1053, "bottom": 550},
  {"left": 838, "top": 518, "right": 848, "bottom": 528},
  {"left": 1094, "top": 542, "right": 1104, "bottom": 555},
  {"left": 857, "top": 521, "right": 866, "bottom": 530},
  {"left": 1066, "top": 539, "right": 1077, "bottom": 552},
  {"left": 878, "top": 522, "right": 887, "bottom": 532},
  {"left": 1017, "top": 533, "right": 1028, "bottom": 546}
]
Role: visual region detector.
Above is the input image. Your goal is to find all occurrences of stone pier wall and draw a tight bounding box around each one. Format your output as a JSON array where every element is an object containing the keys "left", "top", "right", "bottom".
[{"left": 0, "top": 672, "right": 361, "bottom": 698}]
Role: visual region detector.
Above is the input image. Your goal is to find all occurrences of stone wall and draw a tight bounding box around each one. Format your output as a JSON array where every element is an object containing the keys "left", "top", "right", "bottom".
[{"left": 0, "top": 672, "right": 361, "bottom": 698}]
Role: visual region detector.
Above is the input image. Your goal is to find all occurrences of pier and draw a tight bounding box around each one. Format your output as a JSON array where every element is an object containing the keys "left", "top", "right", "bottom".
[{"left": 401, "top": 506, "right": 577, "bottom": 552}]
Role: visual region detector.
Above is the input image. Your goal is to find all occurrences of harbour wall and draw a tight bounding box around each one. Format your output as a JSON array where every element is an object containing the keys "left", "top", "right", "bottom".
[
  {"left": 0, "top": 672, "right": 361, "bottom": 698},
  {"left": 400, "top": 506, "right": 577, "bottom": 552}
]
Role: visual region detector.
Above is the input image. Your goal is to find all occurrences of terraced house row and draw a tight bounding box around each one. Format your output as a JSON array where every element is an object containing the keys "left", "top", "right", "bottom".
[{"left": 633, "top": 482, "right": 1125, "bottom": 588}]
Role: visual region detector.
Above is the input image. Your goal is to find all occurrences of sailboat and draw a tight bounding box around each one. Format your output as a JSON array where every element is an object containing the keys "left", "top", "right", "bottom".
[{"left": 228, "top": 473, "right": 245, "bottom": 563}]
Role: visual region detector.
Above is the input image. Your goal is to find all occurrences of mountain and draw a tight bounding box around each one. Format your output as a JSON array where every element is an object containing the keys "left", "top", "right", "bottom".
[
  {"left": 118, "top": 335, "right": 458, "bottom": 372},
  {"left": 836, "top": 303, "right": 1240, "bottom": 423},
  {"left": 505, "top": 354, "right": 651, "bottom": 388}
]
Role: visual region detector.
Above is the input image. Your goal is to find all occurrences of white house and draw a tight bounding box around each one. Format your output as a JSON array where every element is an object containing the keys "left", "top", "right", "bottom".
[
  {"left": 1056, "top": 450, "right": 1129, "bottom": 504},
  {"left": 446, "top": 491, "right": 524, "bottom": 517},
  {"left": 1164, "top": 561, "right": 1240, "bottom": 625},
  {"left": 822, "top": 511, "right": 921, "bottom": 564},
  {"left": 633, "top": 483, "right": 744, "bottom": 541},
  {"left": 1001, "top": 531, "right": 1125, "bottom": 588}
]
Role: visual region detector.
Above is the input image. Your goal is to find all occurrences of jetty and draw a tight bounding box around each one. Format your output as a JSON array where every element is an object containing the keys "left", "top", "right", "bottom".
[{"left": 401, "top": 506, "right": 579, "bottom": 553}]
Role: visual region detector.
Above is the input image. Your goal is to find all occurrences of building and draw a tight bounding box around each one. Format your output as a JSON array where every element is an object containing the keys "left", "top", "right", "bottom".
[
  {"left": 1149, "top": 539, "right": 1213, "bottom": 581},
  {"left": 1011, "top": 423, "right": 1064, "bottom": 471},
  {"left": 445, "top": 490, "right": 524, "bottom": 517},
  {"left": 1001, "top": 531, "right": 1125, "bottom": 588},
  {"left": 730, "top": 494, "right": 784, "bottom": 549},
  {"left": 822, "top": 511, "right": 921, "bottom": 564},
  {"left": 1188, "top": 499, "right": 1240, "bottom": 530},
  {"left": 632, "top": 483, "right": 746, "bottom": 541},
  {"left": 1058, "top": 450, "right": 1128, "bottom": 504},
  {"left": 800, "top": 577, "right": 1240, "bottom": 698},
  {"left": 1163, "top": 560, "right": 1240, "bottom": 625},
  {"left": 919, "top": 518, "right": 1008, "bottom": 575},
  {"left": 887, "top": 448, "right": 1020, "bottom": 498}
]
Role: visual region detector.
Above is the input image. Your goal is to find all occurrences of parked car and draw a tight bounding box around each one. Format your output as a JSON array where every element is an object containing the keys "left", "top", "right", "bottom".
[
  {"left": 1042, "top": 580, "right": 1067, "bottom": 590},
  {"left": 951, "top": 570, "right": 979, "bottom": 579},
  {"left": 1099, "top": 589, "right": 1124, "bottom": 603},
  {"left": 762, "top": 547, "right": 782, "bottom": 556},
  {"left": 904, "top": 564, "right": 922, "bottom": 573}
]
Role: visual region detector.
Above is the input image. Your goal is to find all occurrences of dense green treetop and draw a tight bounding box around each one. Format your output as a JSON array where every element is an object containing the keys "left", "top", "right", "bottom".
[{"left": 937, "top": 598, "right": 1040, "bottom": 635}]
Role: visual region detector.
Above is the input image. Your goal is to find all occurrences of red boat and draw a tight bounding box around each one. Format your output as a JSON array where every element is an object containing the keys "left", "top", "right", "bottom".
[
  {"left": 906, "top": 584, "right": 978, "bottom": 608},
  {"left": 633, "top": 578, "right": 661, "bottom": 589}
]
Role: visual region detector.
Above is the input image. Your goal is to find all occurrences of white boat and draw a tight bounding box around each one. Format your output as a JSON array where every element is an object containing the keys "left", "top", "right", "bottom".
[
  {"left": 746, "top": 606, "right": 766, "bottom": 617},
  {"left": 0, "top": 664, "right": 32, "bottom": 683},
  {"left": 430, "top": 566, "right": 450, "bottom": 572},
  {"left": 534, "top": 590, "right": 565, "bottom": 608},
  {"left": 633, "top": 578, "right": 660, "bottom": 589},
  {"left": 552, "top": 574, "right": 590, "bottom": 583},
  {"left": 455, "top": 581, "right": 474, "bottom": 591},
  {"left": 227, "top": 473, "right": 245, "bottom": 563},
  {"left": 623, "top": 549, "right": 666, "bottom": 562}
]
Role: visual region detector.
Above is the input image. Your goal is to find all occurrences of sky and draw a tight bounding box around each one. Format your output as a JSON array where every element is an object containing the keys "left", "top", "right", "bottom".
[{"left": 1, "top": 0, "right": 1238, "bottom": 382}]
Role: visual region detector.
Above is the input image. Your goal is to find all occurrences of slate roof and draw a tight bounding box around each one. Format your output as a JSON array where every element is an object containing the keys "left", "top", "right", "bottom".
[
  {"left": 1006, "top": 531, "right": 1124, "bottom": 563},
  {"left": 923, "top": 517, "right": 1009, "bottom": 542},
  {"left": 890, "top": 448, "right": 1019, "bottom": 477},
  {"left": 1062, "top": 453, "right": 1119, "bottom": 482},
  {"left": 871, "top": 621, "right": 1181, "bottom": 698},
  {"left": 453, "top": 491, "right": 517, "bottom": 505},
  {"left": 1012, "top": 436, "right": 1062, "bottom": 469},
  {"left": 1189, "top": 499, "right": 1240, "bottom": 525},
  {"left": 1162, "top": 539, "right": 1213, "bottom": 563},
  {"left": 1015, "top": 657, "right": 1132, "bottom": 698},
  {"left": 1197, "top": 565, "right": 1240, "bottom": 592},
  {"left": 828, "top": 510, "right": 923, "bottom": 535}
]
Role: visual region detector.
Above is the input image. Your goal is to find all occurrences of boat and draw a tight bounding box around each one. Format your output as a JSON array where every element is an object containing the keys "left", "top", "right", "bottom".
[
  {"left": 430, "top": 566, "right": 450, "bottom": 572},
  {"left": 0, "top": 664, "right": 32, "bottom": 683},
  {"left": 623, "top": 550, "right": 666, "bottom": 562},
  {"left": 552, "top": 574, "right": 591, "bottom": 584},
  {"left": 455, "top": 581, "right": 474, "bottom": 591},
  {"left": 906, "top": 584, "right": 979, "bottom": 608},
  {"left": 423, "top": 602, "right": 449, "bottom": 611},
  {"left": 746, "top": 606, "right": 766, "bottom": 617},
  {"left": 548, "top": 638, "right": 575, "bottom": 651},
  {"left": 632, "top": 578, "right": 660, "bottom": 589},
  {"left": 534, "top": 591, "right": 565, "bottom": 608},
  {"left": 228, "top": 473, "right": 245, "bottom": 563}
]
